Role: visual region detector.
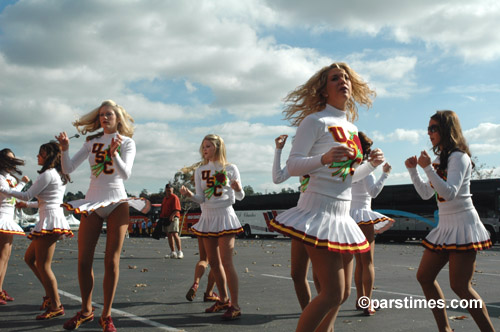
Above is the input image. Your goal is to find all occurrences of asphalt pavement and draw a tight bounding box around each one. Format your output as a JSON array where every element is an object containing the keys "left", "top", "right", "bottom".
[{"left": 1, "top": 234, "right": 499, "bottom": 332}]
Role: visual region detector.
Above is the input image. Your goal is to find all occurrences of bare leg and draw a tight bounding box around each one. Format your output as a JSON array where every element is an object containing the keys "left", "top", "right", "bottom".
[
  {"left": 354, "top": 252, "right": 363, "bottom": 303},
  {"left": 0, "top": 233, "right": 14, "bottom": 291},
  {"left": 77, "top": 213, "right": 104, "bottom": 315},
  {"left": 167, "top": 233, "right": 175, "bottom": 252},
  {"left": 291, "top": 239, "right": 312, "bottom": 310},
  {"left": 416, "top": 249, "right": 452, "bottom": 332},
  {"left": 206, "top": 269, "right": 216, "bottom": 295},
  {"left": 195, "top": 237, "right": 216, "bottom": 295},
  {"left": 194, "top": 237, "right": 208, "bottom": 285},
  {"left": 359, "top": 224, "right": 375, "bottom": 310},
  {"left": 101, "top": 203, "right": 129, "bottom": 319},
  {"left": 219, "top": 235, "right": 239, "bottom": 308},
  {"left": 34, "top": 235, "right": 61, "bottom": 309},
  {"left": 315, "top": 253, "right": 353, "bottom": 332},
  {"left": 448, "top": 251, "right": 495, "bottom": 332},
  {"left": 172, "top": 232, "right": 182, "bottom": 252},
  {"left": 203, "top": 237, "right": 228, "bottom": 302},
  {"left": 295, "top": 246, "right": 344, "bottom": 332}
]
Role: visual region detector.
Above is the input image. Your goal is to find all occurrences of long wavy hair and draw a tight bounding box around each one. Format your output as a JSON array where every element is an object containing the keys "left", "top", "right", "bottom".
[
  {"left": 180, "top": 134, "right": 229, "bottom": 175},
  {"left": 38, "top": 141, "right": 71, "bottom": 185},
  {"left": 283, "top": 62, "right": 376, "bottom": 126},
  {"left": 0, "top": 148, "right": 25, "bottom": 181},
  {"left": 430, "top": 110, "right": 473, "bottom": 171},
  {"left": 72, "top": 100, "right": 135, "bottom": 140},
  {"left": 358, "top": 132, "right": 373, "bottom": 160}
]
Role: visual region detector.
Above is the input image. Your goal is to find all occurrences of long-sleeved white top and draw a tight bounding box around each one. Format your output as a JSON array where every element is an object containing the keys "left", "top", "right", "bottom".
[
  {"left": 408, "top": 151, "right": 474, "bottom": 215},
  {"left": 61, "top": 133, "right": 135, "bottom": 191},
  {"left": 0, "top": 168, "right": 65, "bottom": 211},
  {"left": 190, "top": 161, "right": 245, "bottom": 208},
  {"left": 0, "top": 172, "right": 26, "bottom": 215},
  {"left": 272, "top": 148, "right": 291, "bottom": 184},
  {"left": 286, "top": 104, "right": 375, "bottom": 200},
  {"left": 351, "top": 169, "right": 389, "bottom": 210}
]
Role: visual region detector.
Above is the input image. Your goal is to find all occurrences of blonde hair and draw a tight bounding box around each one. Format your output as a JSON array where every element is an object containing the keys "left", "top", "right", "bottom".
[
  {"left": 72, "top": 100, "right": 135, "bottom": 138},
  {"left": 283, "top": 62, "right": 376, "bottom": 126},
  {"left": 180, "top": 134, "right": 229, "bottom": 175}
]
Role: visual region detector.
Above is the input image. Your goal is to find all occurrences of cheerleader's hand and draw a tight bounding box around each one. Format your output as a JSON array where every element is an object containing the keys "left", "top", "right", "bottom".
[
  {"left": 368, "top": 148, "right": 384, "bottom": 167},
  {"left": 180, "top": 185, "right": 192, "bottom": 197},
  {"left": 382, "top": 162, "right": 392, "bottom": 174},
  {"left": 405, "top": 156, "right": 417, "bottom": 169},
  {"left": 275, "top": 135, "right": 288, "bottom": 149},
  {"left": 230, "top": 179, "right": 242, "bottom": 192},
  {"left": 417, "top": 150, "right": 432, "bottom": 168},
  {"left": 56, "top": 132, "right": 70, "bottom": 151},
  {"left": 16, "top": 201, "right": 27, "bottom": 209},
  {"left": 110, "top": 134, "right": 123, "bottom": 157},
  {"left": 321, "top": 145, "right": 355, "bottom": 165}
]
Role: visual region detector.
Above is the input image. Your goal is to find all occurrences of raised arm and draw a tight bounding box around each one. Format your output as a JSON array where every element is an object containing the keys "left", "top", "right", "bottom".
[
  {"left": 0, "top": 172, "right": 50, "bottom": 202},
  {"left": 112, "top": 136, "right": 135, "bottom": 180},
  {"left": 229, "top": 164, "right": 245, "bottom": 201},
  {"left": 423, "top": 152, "right": 469, "bottom": 201},
  {"left": 272, "top": 148, "right": 291, "bottom": 184},
  {"left": 405, "top": 155, "right": 435, "bottom": 200}
]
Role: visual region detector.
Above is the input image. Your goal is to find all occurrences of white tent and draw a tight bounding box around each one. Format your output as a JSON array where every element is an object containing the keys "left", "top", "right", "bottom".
[{"left": 66, "top": 214, "right": 80, "bottom": 230}]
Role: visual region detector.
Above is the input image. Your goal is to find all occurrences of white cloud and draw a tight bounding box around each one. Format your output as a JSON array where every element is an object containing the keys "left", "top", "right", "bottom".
[
  {"left": 267, "top": 0, "right": 500, "bottom": 62},
  {"left": 1, "top": 0, "right": 500, "bottom": 196},
  {"left": 465, "top": 122, "right": 500, "bottom": 145},
  {"left": 371, "top": 128, "right": 423, "bottom": 143}
]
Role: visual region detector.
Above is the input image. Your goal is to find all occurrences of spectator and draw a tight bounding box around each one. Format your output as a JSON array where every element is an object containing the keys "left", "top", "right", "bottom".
[{"left": 160, "top": 183, "right": 183, "bottom": 259}]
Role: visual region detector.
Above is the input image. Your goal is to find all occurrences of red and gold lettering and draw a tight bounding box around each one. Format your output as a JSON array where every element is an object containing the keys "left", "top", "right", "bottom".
[{"left": 328, "top": 126, "right": 347, "bottom": 143}]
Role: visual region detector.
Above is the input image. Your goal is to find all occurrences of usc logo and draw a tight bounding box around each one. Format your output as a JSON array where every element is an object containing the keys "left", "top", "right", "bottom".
[{"left": 91, "top": 143, "right": 114, "bottom": 175}]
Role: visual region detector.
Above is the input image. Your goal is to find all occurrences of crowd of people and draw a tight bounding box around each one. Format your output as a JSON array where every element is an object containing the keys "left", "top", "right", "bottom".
[{"left": 0, "top": 62, "right": 496, "bottom": 332}]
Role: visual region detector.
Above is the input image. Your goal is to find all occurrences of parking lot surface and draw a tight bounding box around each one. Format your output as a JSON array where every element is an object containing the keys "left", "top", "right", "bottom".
[{"left": 1, "top": 234, "right": 499, "bottom": 331}]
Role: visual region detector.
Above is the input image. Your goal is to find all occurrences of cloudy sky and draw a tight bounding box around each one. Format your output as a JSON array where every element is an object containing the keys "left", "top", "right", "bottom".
[{"left": 1, "top": 0, "right": 500, "bottom": 196}]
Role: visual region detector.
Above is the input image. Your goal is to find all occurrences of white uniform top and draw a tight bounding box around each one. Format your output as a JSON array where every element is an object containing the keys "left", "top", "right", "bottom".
[
  {"left": 286, "top": 104, "right": 375, "bottom": 200},
  {"left": 62, "top": 133, "right": 135, "bottom": 199},
  {"left": 351, "top": 170, "right": 389, "bottom": 210},
  {"left": 408, "top": 151, "right": 474, "bottom": 215},
  {"left": 0, "top": 169, "right": 65, "bottom": 211},
  {"left": 190, "top": 161, "right": 245, "bottom": 208},
  {"left": 0, "top": 172, "right": 26, "bottom": 215},
  {"left": 272, "top": 148, "right": 290, "bottom": 184}
]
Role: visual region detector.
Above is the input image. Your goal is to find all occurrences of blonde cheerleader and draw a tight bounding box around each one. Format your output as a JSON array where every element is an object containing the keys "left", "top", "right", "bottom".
[
  {"left": 56, "top": 100, "right": 149, "bottom": 332},
  {"left": 269, "top": 63, "right": 384, "bottom": 332},
  {"left": 180, "top": 134, "right": 244, "bottom": 320}
]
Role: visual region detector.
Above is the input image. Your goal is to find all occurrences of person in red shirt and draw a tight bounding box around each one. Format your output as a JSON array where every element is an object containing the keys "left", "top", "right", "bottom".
[{"left": 160, "top": 183, "right": 183, "bottom": 259}]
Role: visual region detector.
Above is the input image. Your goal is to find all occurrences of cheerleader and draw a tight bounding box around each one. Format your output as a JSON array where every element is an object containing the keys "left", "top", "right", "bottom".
[
  {"left": 272, "top": 134, "right": 320, "bottom": 310},
  {"left": 269, "top": 63, "right": 384, "bottom": 332},
  {"left": 0, "top": 149, "right": 28, "bottom": 305},
  {"left": 180, "top": 134, "right": 244, "bottom": 320},
  {"left": 0, "top": 142, "right": 73, "bottom": 320},
  {"left": 405, "top": 110, "right": 495, "bottom": 332},
  {"left": 350, "top": 132, "right": 394, "bottom": 316},
  {"left": 56, "top": 100, "right": 150, "bottom": 332}
]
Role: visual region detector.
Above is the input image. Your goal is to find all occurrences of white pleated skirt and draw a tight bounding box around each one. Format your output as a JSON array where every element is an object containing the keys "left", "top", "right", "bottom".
[
  {"left": 62, "top": 187, "right": 151, "bottom": 216},
  {"left": 270, "top": 192, "right": 369, "bottom": 253},
  {"left": 350, "top": 208, "right": 395, "bottom": 234},
  {"left": 423, "top": 208, "right": 492, "bottom": 251},
  {"left": 191, "top": 205, "right": 243, "bottom": 237},
  {"left": 0, "top": 212, "right": 25, "bottom": 236},
  {"left": 28, "top": 207, "right": 73, "bottom": 240}
]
